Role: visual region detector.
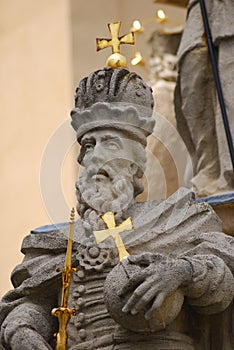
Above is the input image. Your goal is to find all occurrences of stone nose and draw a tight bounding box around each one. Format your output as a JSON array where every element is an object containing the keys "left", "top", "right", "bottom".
[
  {"left": 89, "top": 143, "right": 105, "bottom": 163},
  {"left": 90, "top": 142, "right": 113, "bottom": 165}
]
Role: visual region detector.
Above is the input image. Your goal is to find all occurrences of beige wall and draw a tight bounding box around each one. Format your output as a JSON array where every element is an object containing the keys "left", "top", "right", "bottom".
[
  {"left": 71, "top": 0, "right": 185, "bottom": 84},
  {"left": 0, "top": 0, "right": 73, "bottom": 296},
  {"left": 0, "top": 0, "right": 186, "bottom": 297}
]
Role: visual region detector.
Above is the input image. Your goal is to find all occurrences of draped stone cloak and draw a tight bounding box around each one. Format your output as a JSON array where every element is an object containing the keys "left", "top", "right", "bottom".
[
  {"left": 175, "top": 0, "right": 234, "bottom": 193},
  {"left": 0, "top": 188, "right": 233, "bottom": 349}
]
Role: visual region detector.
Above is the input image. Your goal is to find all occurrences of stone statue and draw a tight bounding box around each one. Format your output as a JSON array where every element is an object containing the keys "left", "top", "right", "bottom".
[
  {"left": 142, "top": 29, "right": 185, "bottom": 200},
  {"left": 0, "top": 67, "right": 234, "bottom": 350},
  {"left": 175, "top": 0, "right": 234, "bottom": 196}
]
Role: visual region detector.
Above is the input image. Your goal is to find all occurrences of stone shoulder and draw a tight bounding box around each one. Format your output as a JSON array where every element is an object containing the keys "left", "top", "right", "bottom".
[{"left": 31, "top": 222, "right": 70, "bottom": 234}]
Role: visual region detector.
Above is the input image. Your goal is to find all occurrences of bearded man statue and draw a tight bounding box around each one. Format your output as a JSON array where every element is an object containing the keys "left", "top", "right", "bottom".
[{"left": 0, "top": 67, "right": 233, "bottom": 350}]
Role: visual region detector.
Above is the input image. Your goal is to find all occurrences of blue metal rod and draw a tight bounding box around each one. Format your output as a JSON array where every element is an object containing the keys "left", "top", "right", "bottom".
[{"left": 199, "top": 0, "right": 234, "bottom": 170}]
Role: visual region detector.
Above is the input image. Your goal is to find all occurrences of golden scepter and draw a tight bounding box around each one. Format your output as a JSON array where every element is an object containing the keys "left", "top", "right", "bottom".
[{"left": 52, "top": 208, "right": 77, "bottom": 350}]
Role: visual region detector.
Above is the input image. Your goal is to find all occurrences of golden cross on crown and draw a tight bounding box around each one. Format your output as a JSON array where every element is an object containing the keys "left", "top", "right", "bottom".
[{"left": 96, "top": 21, "right": 135, "bottom": 69}]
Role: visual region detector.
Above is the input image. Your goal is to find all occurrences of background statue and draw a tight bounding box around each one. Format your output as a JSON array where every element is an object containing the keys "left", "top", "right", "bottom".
[
  {"left": 175, "top": 0, "right": 234, "bottom": 196},
  {"left": 142, "top": 28, "right": 186, "bottom": 200},
  {"left": 0, "top": 67, "right": 233, "bottom": 349}
]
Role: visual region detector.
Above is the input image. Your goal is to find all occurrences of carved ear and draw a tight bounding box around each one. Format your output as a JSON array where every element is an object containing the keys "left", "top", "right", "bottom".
[{"left": 130, "top": 163, "right": 138, "bottom": 175}]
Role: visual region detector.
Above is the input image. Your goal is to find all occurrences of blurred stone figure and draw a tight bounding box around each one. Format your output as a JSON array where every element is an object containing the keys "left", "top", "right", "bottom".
[
  {"left": 175, "top": 0, "right": 234, "bottom": 196},
  {"left": 144, "top": 29, "right": 187, "bottom": 200},
  {"left": 0, "top": 67, "right": 233, "bottom": 350}
]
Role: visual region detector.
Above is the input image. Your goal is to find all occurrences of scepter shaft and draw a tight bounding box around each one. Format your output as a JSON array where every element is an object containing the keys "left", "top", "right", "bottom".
[
  {"left": 61, "top": 208, "right": 75, "bottom": 308},
  {"left": 52, "top": 207, "right": 77, "bottom": 350}
]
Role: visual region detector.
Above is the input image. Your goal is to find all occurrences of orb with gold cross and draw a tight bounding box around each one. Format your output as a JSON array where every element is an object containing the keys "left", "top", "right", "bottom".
[{"left": 96, "top": 21, "right": 135, "bottom": 69}]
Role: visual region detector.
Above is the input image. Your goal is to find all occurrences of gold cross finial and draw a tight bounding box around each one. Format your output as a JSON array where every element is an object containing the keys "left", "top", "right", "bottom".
[
  {"left": 96, "top": 22, "right": 135, "bottom": 69},
  {"left": 93, "top": 212, "right": 133, "bottom": 261}
]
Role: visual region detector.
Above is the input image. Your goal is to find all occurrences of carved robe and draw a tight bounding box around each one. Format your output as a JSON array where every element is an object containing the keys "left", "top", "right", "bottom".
[
  {"left": 175, "top": 0, "right": 234, "bottom": 195},
  {"left": 0, "top": 188, "right": 234, "bottom": 349}
]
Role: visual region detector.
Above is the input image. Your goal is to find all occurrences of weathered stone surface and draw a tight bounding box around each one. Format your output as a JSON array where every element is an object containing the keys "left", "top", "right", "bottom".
[
  {"left": 104, "top": 258, "right": 184, "bottom": 332},
  {"left": 175, "top": 0, "right": 234, "bottom": 196},
  {"left": 198, "top": 192, "right": 234, "bottom": 236},
  {"left": 0, "top": 67, "right": 234, "bottom": 349},
  {"left": 139, "top": 30, "right": 188, "bottom": 201}
]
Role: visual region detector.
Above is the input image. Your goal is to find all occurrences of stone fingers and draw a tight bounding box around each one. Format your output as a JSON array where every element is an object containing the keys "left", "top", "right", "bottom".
[
  {"left": 128, "top": 253, "right": 155, "bottom": 265},
  {"left": 122, "top": 281, "right": 152, "bottom": 313},
  {"left": 145, "top": 291, "right": 166, "bottom": 320},
  {"left": 122, "top": 275, "right": 164, "bottom": 316},
  {"left": 118, "top": 270, "right": 147, "bottom": 297},
  {"left": 130, "top": 287, "right": 159, "bottom": 315}
]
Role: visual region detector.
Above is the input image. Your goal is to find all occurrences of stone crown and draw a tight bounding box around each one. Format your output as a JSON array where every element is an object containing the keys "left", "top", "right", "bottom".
[{"left": 71, "top": 67, "right": 155, "bottom": 145}]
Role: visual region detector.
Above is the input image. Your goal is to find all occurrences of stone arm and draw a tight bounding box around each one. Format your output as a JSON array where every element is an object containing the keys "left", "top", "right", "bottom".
[
  {"left": 0, "top": 232, "right": 70, "bottom": 350},
  {"left": 121, "top": 251, "right": 234, "bottom": 320},
  {"left": 181, "top": 254, "right": 234, "bottom": 313},
  {"left": 0, "top": 298, "right": 57, "bottom": 350}
]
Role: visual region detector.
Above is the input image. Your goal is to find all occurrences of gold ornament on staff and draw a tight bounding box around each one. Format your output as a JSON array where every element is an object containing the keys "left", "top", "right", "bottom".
[
  {"left": 52, "top": 208, "right": 77, "bottom": 350},
  {"left": 96, "top": 21, "right": 135, "bottom": 69}
]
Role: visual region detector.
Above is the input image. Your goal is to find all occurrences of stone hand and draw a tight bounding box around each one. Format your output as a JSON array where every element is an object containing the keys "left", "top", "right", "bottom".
[{"left": 121, "top": 253, "right": 193, "bottom": 320}]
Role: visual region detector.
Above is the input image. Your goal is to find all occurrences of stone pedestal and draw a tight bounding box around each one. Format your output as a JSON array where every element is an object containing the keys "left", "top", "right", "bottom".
[{"left": 198, "top": 192, "right": 234, "bottom": 236}]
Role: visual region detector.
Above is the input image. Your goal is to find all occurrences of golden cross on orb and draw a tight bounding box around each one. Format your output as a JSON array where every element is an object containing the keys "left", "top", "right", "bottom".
[
  {"left": 96, "top": 21, "right": 135, "bottom": 69},
  {"left": 93, "top": 212, "right": 133, "bottom": 261}
]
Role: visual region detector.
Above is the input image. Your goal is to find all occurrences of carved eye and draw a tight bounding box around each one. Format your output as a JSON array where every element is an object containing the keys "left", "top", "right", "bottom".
[
  {"left": 105, "top": 141, "right": 120, "bottom": 150},
  {"left": 84, "top": 143, "right": 94, "bottom": 153}
]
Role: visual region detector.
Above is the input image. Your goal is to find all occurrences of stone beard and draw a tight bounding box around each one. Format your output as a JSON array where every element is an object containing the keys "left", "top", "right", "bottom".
[
  {"left": 76, "top": 157, "right": 145, "bottom": 231},
  {"left": 74, "top": 127, "right": 147, "bottom": 232}
]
